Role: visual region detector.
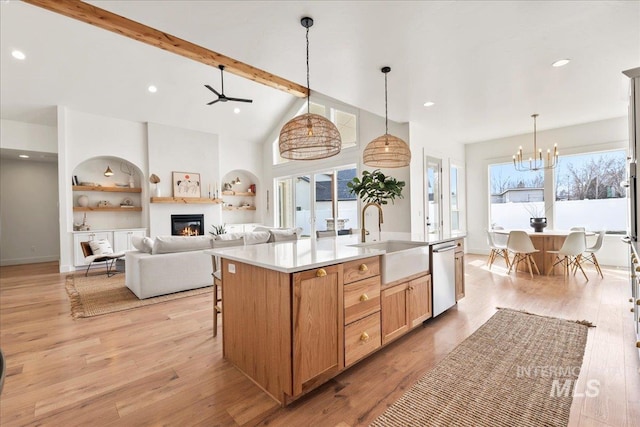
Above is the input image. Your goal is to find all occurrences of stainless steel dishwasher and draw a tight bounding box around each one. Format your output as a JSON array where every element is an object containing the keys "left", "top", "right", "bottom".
[{"left": 431, "top": 241, "right": 457, "bottom": 316}]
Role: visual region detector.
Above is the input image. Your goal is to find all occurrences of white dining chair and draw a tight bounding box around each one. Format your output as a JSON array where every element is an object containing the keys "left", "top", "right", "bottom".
[
  {"left": 507, "top": 231, "right": 540, "bottom": 278},
  {"left": 546, "top": 231, "right": 588, "bottom": 280},
  {"left": 579, "top": 230, "right": 605, "bottom": 278},
  {"left": 486, "top": 230, "right": 510, "bottom": 269},
  {"left": 570, "top": 226, "right": 586, "bottom": 231}
]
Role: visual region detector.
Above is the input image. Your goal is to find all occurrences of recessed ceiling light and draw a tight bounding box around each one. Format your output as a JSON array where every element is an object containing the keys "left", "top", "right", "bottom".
[
  {"left": 423, "top": 101, "right": 435, "bottom": 107},
  {"left": 233, "top": 107, "right": 241, "bottom": 114},
  {"left": 552, "top": 59, "right": 570, "bottom": 67},
  {"left": 11, "top": 50, "right": 26, "bottom": 60},
  {"left": 147, "top": 85, "right": 157, "bottom": 93},
  {"left": 18, "top": 154, "right": 29, "bottom": 158}
]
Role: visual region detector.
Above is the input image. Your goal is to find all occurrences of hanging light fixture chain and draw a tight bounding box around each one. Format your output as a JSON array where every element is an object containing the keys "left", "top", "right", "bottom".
[
  {"left": 306, "top": 24, "right": 310, "bottom": 115},
  {"left": 384, "top": 71, "right": 388, "bottom": 135}
]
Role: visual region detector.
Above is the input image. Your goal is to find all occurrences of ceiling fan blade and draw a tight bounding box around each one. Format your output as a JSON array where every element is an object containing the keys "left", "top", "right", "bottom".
[
  {"left": 207, "top": 99, "right": 220, "bottom": 105},
  {"left": 226, "top": 97, "right": 253, "bottom": 103},
  {"left": 204, "top": 84, "right": 221, "bottom": 97}
]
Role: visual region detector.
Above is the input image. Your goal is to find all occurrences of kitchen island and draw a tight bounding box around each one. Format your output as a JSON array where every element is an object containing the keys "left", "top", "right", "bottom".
[{"left": 205, "top": 234, "right": 463, "bottom": 405}]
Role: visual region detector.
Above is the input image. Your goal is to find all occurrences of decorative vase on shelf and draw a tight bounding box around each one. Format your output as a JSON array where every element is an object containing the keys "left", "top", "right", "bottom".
[
  {"left": 530, "top": 217, "right": 547, "bottom": 233},
  {"left": 154, "top": 185, "right": 161, "bottom": 197},
  {"left": 77, "top": 195, "right": 89, "bottom": 207}
]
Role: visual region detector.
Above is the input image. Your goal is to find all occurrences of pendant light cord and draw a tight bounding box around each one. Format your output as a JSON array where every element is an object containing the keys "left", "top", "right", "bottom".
[
  {"left": 306, "top": 25, "right": 310, "bottom": 115},
  {"left": 384, "top": 72, "right": 388, "bottom": 135}
]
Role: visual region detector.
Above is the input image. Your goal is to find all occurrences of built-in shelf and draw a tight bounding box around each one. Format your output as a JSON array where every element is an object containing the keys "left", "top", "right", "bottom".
[
  {"left": 72, "top": 185, "right": 142, "bottom": 193},
  {"left": 73, "top": 207, "right": 143, "bottom": 212},
  {"left": 150, "top": 197, "right": 222, "bottom": 204},
  {"left": 223, "top": 206, "right": 256, "bottom": 211},
  {"left": 222, "top": 191, "right": 255, "bottom": 197}
]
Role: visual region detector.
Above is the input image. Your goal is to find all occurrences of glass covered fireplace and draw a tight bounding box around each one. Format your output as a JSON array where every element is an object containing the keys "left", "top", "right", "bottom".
[{"left": 171, "top": 214, "right": 204, "bottom": 236}]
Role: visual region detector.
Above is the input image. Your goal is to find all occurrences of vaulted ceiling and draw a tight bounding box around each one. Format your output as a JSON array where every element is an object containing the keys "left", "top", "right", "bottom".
[{"left": 1, "top": 1, "right": 639, "bottom": 147}]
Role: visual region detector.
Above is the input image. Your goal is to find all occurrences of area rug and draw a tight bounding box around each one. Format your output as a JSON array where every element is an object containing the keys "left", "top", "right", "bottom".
[
  {"left": 65, "top": 274, "right": 212, "bottom": 319},
  {"left": 370, "top": 308, "right": 593, "bottom": 427}
]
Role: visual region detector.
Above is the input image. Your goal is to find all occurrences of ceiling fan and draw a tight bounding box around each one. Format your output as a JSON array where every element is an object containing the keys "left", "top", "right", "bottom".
[{"left": 205, "top": 65, "right": 253, "bottom": 105}]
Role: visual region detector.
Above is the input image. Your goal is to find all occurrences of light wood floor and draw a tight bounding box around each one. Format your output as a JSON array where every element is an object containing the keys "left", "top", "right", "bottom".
[{"left": 0, "top": 256, "right": 638, "bottom": 427}]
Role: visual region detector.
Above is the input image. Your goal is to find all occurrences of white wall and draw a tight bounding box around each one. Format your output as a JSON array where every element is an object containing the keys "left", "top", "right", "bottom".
[
  {"left": 0, "top": 158, "right": 59, "bottom": 265},
  {"left": 408, "top": 121, "right": 467, "bottom": 240},
  {"left": 0, "top": 119, "right": 57, "bottom": 152},
  {"left": 147, "top": 122, "right": 220, "bottom": 237},
  {"left": 465, "top": 116, "right": 628, "bottom": 266}
]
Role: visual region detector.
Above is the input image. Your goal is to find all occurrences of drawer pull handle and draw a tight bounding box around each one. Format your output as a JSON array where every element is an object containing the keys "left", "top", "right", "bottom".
[
  {"left": 630, "top": 298, "right": 634, "bottom": 303},
  {"left": 359, "top": 264, "right": 368, "bottom": 272},
  {"left": 637, "top": 341, "right": 640, "bottom": 349},
  {"left": 360, "top": 294, "right": 369, "bottom": 302},
  {"left": 316, "top": 268, "right": 327, "bottom": 277},
  {"left": 360, "top": 332, "right": 369, "bottom": 342},
  {"left": 631, "top": 308, "right": 635, "bottom": 313}
]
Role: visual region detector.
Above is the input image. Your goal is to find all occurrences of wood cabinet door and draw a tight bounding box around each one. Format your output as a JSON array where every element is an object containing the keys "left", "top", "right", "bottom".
[
  {"left": 409, "top": 274, "right": 432, "bottom": 328},
  {"left": 455, "top": 251, "right": 465, "bottom": 300},
  {"left": 292, "top": 264, "right": 344, "bottom": 396},
  {"left": 381, "top": 283, "right": 409, "bottom": 345}
]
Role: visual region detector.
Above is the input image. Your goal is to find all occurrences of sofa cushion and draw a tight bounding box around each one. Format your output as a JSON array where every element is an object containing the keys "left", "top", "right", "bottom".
[
  {"left": 212, "top": 237, "right": 244, "bottom": 248},
  {"left": 152, "top": 235, "right": 213, "bottom": 254},
  {"left": 243, "top": 231, "right": 270, "bottom": 245},
  {"left": 89, "top": 239, "right": 114, "bottom": 255}
]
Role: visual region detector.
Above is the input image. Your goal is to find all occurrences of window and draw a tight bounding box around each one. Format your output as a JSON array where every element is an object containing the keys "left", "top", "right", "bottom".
[
  {"left": 451, "top": 166, "right": 459, "bottom": 231},
  {"left": 489, "top": 163, "right": 545, "bottom": 229},
  {"left": 273, "top": 102, "right": 358, "bottom": 165},
  {"left": 275, "top": 166, "right": 357, "bottom": 236},
  {"left": 554, "top": 150, "right": 626, "bottom": 233}
]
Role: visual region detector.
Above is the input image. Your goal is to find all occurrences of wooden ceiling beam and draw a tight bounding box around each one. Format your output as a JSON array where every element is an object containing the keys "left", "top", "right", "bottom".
[{"left": 22, "top": 0, "right": 309, "bottom": 98}]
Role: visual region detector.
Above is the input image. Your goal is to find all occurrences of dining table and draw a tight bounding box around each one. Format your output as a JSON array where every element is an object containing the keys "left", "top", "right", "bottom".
[{"left": 493, "top": 229, "right": 595, "bottom": 275}]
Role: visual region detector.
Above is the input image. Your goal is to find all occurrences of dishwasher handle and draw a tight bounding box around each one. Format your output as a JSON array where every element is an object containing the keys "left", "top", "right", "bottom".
[{"left": 432, "top": 244, "right": 457, "bottom": 253}]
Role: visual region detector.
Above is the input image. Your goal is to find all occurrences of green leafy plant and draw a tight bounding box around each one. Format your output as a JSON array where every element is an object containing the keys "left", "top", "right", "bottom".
[
  {"left": 347, "top": 169, "right": 405, "bottom": 205},
  {"left": 209, "top": 224, "right": 227, "bottom": 235}
]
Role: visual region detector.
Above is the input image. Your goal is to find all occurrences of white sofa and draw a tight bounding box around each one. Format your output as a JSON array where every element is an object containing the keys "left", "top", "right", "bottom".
[
  {"left": 125, "top": 235, "right": 214, "bottom": 299},
  {"left": 125, "top": 231, "right": 273, "bottom": 299}
]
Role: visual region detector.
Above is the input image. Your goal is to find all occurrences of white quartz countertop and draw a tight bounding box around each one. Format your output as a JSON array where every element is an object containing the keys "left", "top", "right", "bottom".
[
  {"left": 204, "top": 233, "right": 466, "bottom": 274},
  {"left": 205, "top": 235, "right": 387, "bottom": 273}
]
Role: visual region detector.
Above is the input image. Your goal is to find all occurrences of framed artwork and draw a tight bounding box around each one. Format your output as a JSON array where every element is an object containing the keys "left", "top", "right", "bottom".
[{"left": 172, "top": 172, "right": 201, "bottom": 198}]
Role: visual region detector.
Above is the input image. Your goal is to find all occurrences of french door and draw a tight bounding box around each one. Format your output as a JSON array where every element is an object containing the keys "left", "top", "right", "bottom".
[{"left": 425, "top": 156, "right": 442, "bottom": 239}]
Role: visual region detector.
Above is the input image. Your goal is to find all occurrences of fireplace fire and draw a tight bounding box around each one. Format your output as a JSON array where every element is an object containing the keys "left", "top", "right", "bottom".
[{"left": 171, "top": 214, "right": 204, "bottom": 236}]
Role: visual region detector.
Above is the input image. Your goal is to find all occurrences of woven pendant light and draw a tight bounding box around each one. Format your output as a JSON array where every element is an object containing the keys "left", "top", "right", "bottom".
[
  {"left": 279, "top": 17, "right": 341, "bottom": 161},
  {"left": 363, "top": 67, "right": 411, "bottom": 168}
]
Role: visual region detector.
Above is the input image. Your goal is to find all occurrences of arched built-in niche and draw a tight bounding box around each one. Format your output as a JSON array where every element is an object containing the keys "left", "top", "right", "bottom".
[
  {"left": 72, "top": 156, "right": 144, "bottom": 231},
  {"left": 221, "top": 169, "right": 259, "bottom": 229}
]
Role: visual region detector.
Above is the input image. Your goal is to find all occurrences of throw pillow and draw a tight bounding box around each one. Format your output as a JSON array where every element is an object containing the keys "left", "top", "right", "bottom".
[
  {"left": 131, "top": 236, "right": 153, "bottom": 254},
  {"left": 88, "top": 239, "right": 114, "bottom": 255},
  {"left": 244, "top": 231, "right": 270, "bottom": 245},
  {"left": 268, "top": 228, "right": 300, "bottom": 242}
]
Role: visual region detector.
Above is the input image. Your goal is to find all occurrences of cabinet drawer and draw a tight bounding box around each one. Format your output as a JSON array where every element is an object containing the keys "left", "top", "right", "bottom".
[
  {"left": 344, "top": 276, "right": 381, "bottom": 325},
  {"left": 345, "top": 312, "right": 381, "bottom": 367},
  {"left": 343, "top": 256, "right": 380, "bottom": 284}
]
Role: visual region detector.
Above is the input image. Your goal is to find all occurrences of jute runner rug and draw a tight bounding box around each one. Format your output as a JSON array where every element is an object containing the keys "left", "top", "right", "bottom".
[
  {"left": 370, "top": 308, "right": 593, "bottom": 427},
  {"left": 65, "top": 274, "right": 211, "bottom": 319}
]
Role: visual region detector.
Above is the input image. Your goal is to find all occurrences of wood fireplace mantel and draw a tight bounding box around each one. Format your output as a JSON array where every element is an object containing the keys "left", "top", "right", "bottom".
[{"left": 150, "top": 197, "right": 222, "bottom": 204}]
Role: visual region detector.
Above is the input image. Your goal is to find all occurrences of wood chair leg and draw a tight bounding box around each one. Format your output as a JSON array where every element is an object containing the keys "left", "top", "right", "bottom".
[
  {"left": 574, "top": 257, "right": 589, "bottom": 281},
  {"left": 592, "top": 253, "right": 603, "bottom": 278},
  {"left": 525, "top": 255, "right": 533, "bottom": 278},
  {"left": 503, "top": 250, "right": 511, "bottom": 268},
  {"left": 530, "top": 256, "right": 540, "bottom": 275}
]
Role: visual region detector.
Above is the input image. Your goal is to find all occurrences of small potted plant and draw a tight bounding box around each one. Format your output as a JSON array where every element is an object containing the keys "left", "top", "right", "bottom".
[
  {"left": 149, "top": 173, "right": 161, "bottom": 197},
  {"left": 209, "top": 224, "right": 227, "bottom": 236},
  {"left": 347, "top": 169, "right": 405, "bottom": 205}
]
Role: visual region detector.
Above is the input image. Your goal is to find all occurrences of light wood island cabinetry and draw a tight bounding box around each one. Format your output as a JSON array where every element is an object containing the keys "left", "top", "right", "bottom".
[
  {"left": 381, "top": 273, "right": 432, "bottom": 344},
  {"left": 212, "top": 239, "right": 432, "bottom": 406},
  {"left": 455, "top": 238, "right": 465, "bottom": 300}
]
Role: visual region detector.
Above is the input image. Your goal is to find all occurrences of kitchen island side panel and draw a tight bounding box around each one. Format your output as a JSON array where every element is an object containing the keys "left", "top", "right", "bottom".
[{"left": 222, "top": 259, "right": 292, "bottom": 401}]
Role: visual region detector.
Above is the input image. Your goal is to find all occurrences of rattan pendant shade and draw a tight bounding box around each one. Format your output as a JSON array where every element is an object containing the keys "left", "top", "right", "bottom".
[
  {"left": 363, "top": 134, "right": 411, "bottom": 167},
  {"left": 279, "top": 17, "right": 341, "bottom": 161},
  {"left": 363, "top": 67, "right": 411, "bottom": 168},
  {"left": 279, "top": 112, "right": 341, "bottom": 160}
]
